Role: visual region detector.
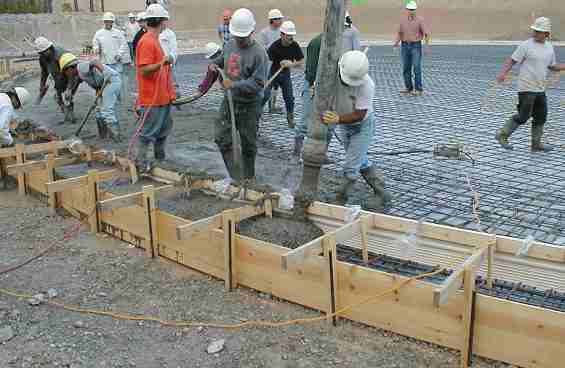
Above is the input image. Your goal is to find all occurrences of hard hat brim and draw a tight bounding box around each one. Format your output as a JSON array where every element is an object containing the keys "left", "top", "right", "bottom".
[
  {"left": 339, "top": 64, "right": 368, "bottom": 86},
  {"left": 281, "top": 31, "right": 296, "bottom": 36},
  {"left": 531, "top": 25, "right": 550, "bottom": 33},
  {"left": 206, "top": 49, "right": 221, "bottom": 59},
  {"left": 229, "top": 24, "right": 253, "bottom": 37}
]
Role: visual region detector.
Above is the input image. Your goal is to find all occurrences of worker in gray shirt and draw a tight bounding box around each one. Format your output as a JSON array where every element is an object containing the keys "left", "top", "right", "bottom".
[
  {"left": 343, "top": 11, "right": 361, "bottom": 54},
  {"left": 210, "top": 8, "right": 268, "bottom": 182},
  {"left": 258, "top": 9, "right": 284, "bottom": 113}
]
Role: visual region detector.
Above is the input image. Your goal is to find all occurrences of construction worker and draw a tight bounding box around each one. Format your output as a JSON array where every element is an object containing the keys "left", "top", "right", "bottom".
[
  {"left": 343, "top": 11, "right": 361, "bottom": 53},
  {"left": 262, "top": 21, "right": 304, "bottom": 129},
  {"left": 259, "top": 9, "right": 284, "bottom": 113},
  {"left": 0, "top": 87, "right": 30, "bottom": 147},
  {"left": 321, "top": 51, "right": 389, "bottom": 209},
  {"left": 132, "top": 12, "right": 148, "bottom": 61},
  {"left": 159, "top": 14, "right": 180, "bottom": 109},
  {"left": 218, "top": 9, "right": 232, "bottom": 47},
  {"left": 393, "top": 1, "right": 430, "bottom": 96},
  {"left": 209, "top": 8, "right": 268, "bottom": 182},
  {"left": 60, "top": 53, "right": 123, "bottom": 142},
  {"left": 136, "top": 3, "right": 176, "bottom": 172},
  {"left": 35, "top": 36, "right": 76, "bottom": 124},
  {"left": 92, "top": 12, "right": 130, "bottom": 75},
  {"left": 126, "top": 13, "right": 140, "bottom": 63},
  {"left": 495, "top": 17, "right": 565, "bottom": 152}
]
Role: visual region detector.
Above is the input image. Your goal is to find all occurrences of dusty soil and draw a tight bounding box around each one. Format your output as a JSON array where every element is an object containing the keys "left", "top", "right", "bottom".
[
  {"left": 238, "top": 216, "right": 324, "bottom": 250},
  {"left": 0, "top": 188, "right": 511, "bottom": 368}
]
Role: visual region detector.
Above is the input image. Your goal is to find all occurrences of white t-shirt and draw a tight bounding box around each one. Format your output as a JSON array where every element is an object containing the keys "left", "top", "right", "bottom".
[
  {"left": 159, "top": 28, "right": 178, "bottom": 64},
  {"left": 336, "top": 76, "right": 375, "bottom": 121},
  {"left": 512, "top": 38, "right": 556, "bottom": 92},
  {"left": 92, "top": 28, "right": 130, "bottom": 65},
  {"left": 0, "top": 93, "right": 15, "bottom": 146}
]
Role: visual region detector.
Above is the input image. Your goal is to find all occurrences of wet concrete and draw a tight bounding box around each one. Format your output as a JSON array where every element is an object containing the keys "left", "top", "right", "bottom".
[{"left": 157, "top": 190, "right": 243, "bottom": 221}]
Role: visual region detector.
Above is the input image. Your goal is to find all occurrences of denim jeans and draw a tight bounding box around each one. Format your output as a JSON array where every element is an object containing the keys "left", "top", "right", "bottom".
[
  {"left": 337, "top": 113, "right": 375, "bottom": 180},
  {"left": 138, "top": 105, "right": 173, "bottom": 145},
  {"left": 95, "top": 72, "right": 122, "bottom": 129},
  {"left": 401, "top": 41, "right": 423, "bottom": 92},
  {"left": 262, "top": 71, "right": 294, "bottom": 113},
  {"left": 295, "top": 79, "right": 334, "bottom": 142}
]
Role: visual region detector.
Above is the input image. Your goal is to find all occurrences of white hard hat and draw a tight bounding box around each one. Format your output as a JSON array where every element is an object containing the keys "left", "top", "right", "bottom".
[
  {"left": 128, "top": 12, "right": 135, "bottom": 18},
  {"left": 34, "top": 37, "right": 53, "bottom": 53},
  {"left": 14, "top": 87, "right": 31, "bottom": 107},
  {"left": 339, "top": 50, "right": 369, "bottom": 87},
  {"left": 268, "top": 9, "right": 283, "bottom": 20},
  {"left": 406, "top": 1, "right": 418, "bottom": 10},
  {"left": 531, "top": 17, "right": 551, "bottom": 33},
  {"left": 229, "top": 8, "right": 256, "bottom": 37},
  {"left": 280, "top": 21, "right": 297, "bottom": 36},
  {"left": 137, "top": 12, "right": 146, "bottom": 21},
  {"left": 205, "top": 42, "right": 221, "bottom": 59},
  {"left": 145, "top": 4, "right": 169, "bottom": 19},
  {"left": 102, "top": 12, "right": 115, "bottom": 22}
]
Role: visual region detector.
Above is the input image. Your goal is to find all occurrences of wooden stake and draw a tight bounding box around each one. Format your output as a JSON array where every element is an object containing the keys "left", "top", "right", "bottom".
[
  {"left": 87, "top": 170, "right": 100, "bottom": 233},
  {"left": 461, "top": 266, "right": 477, "bottom": 368},
  {"left": 46, "top": 154, "right": 56, "bottom": 211},
  {"left": 222, "top": 210, "right": 236, "bottom": 291},
  {"left": 360, "top": 216, "right": 369, "bottom": 266},
  {"left": 142, "top": 185, "right": 158, "bottom": 258},
  {"left": 265, "top": 198, "right": 273, "bottom": 218},
  {"left": 487, "top": 239, "right": 496, "bottom": 289},
  {"left": 324, "top": 234, "right": 338, "bottom": 326},
  {"left": 15, "top": 143, "right": 25, "bottom": 195}
]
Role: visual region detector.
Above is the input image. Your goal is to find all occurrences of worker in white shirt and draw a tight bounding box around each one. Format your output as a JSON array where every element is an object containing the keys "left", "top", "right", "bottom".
[
  {"left": 159, "top": 14, "right": 181, "bottom": 109},
  {"left": 258, "top": 9, "right": 285, "bottom": 113},
  {"left": 0, "top": 87, "right": 31, "bottom": 147},
  {"left": 93, "top": 12, "right": 131, "bottom": 104},
  {"left": 126, "top": 12, "right": 140, "bottom": 63}
]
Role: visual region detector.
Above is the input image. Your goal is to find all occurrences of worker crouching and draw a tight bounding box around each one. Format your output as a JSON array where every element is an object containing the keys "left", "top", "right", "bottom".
[
  {"left": 61, "top": 53, "right": 123, "bottom": 142},
  {"left": 0, "top": 87, "right": 31, "bottom": 147},
  {"left": 321, "top": 51, "right": 390, "bottom": 210}
]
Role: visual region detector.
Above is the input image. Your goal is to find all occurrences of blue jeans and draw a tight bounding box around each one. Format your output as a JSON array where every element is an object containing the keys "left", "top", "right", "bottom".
[
  {"left": 338, "top": 113, "right": 375, "bottom": 180},
  {"left": 262, "top": 71, "right": 294, "bottom": 113},
  {"left": 96, "top": 72, "right": 122, "bottom": 129},
  {"left": 295, "top": 79, "right": 334, "bottom": 142},
  {"left": 128, "top": 42, "right": 134, "bottom": 64},
  {"left": 138, "top": 105, "right": 173, "bottom": 145},
  {"left": 401, "top": 41, "right": 423, "bottom": 92}
]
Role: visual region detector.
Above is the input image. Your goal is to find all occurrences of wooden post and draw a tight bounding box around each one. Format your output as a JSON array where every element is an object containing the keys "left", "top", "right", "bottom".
[
  {"left": 87, "top": 170, "right": 100, "bottom": 233},
  {"left": 265, "top": 198, "right": 273, "bottom": 218},
  {"left": 360, "top": 216, "right": 369, "bottom": 265},
  {"left": 486, "top": 240, "right": 496, "bottom": 289},
  {"left": 461, "top": 265, "right": 477, "bottom": 368},
  {"left": 15, "top": 144, "right": 25, "bottom": 195},
  {"left": 222, "top": 210, "right": 236, "bottom": 291},
  {"left": 46, "top": 154, "right": 56, "bottom": 211},
  {"left": 142, "top": 185, "right": 158, "bottom": 258},
  {"left": 324, "top": 234, "right": 339, "bottom": 326}
]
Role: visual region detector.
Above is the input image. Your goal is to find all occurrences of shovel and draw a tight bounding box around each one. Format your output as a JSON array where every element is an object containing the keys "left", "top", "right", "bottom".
[
  {"left": 218, "top": 69, "right": 243, "bottom": 180},
  {"left": 74, "top": 79, "right": 110, "bottom": 138}
]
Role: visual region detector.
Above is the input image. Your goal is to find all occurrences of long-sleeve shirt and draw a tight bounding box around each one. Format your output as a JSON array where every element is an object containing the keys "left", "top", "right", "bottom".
[
  {"left": 126, "top": 22, "right": 140, "bottom": 42},
  {"left": 258, "top": 26, "right": 281, "bottom": 49},
  {"left": 92, "top": 28, "right": 130, "bottom": 65},
  {"left": 0, "top": 93, "right": 15, "bottom": 146},
  {"left": 304, "top": 33, "right": 322, "bottom": 86},
  {"left": 212, "top": 39, "right": 268, "bottom": 104},
  {"left": 159, "top": 28, "right": 178, "bottom": 64}
]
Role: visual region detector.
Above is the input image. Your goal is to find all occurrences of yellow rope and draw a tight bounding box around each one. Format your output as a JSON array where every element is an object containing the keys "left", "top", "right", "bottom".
[{"left": 0, "top": 268, "right": 444, "bottom": 330}]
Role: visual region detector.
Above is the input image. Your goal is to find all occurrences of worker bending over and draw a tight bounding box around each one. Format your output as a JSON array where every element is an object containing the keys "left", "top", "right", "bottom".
[
  {"left": 262, "top": 20, "right": 304, "bottom": 129},
  {"left": 35, "top": 37, "right": 76, "bottom": 124},
  {"left": 210, "top": 8, "right": 268, "bottom": 182},
  {"left": 496, "top": 17, "right": 565, "bottom": 152},
  {"left": 136, "top": 3, "right": 176, "bottom": 172},
  {"left": 0, "top": 87, "right": 30, "bottom": 147},
  {"left": 60, "top": 53, "right": 123, "bottom": 142},
  {"left": 321, "top": 51, "right": 389, "bottom": 210}
]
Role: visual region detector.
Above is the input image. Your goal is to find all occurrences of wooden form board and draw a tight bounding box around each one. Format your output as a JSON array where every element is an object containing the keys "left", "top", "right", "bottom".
[{"left": 8, "top": 151, "right": 565, "bottom": 368}]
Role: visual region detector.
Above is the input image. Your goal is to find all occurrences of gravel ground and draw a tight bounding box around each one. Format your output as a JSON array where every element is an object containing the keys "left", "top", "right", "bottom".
[{"left": 0, "top": 189, "right": 513, "bottom": 368}]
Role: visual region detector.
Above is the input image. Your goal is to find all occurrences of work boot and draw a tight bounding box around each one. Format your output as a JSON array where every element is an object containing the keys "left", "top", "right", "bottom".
[
  {"left": 293, "top": 136, "right": 304, "bottom": 158},
  {"left": 336, "top": 177, "right": 357, "bottom": 205},
  {"left": 154, "top": 138, "right": 166, "bottom": 161},
  {"left": 107, "top": 125, "right": 122, "bottom": 143},
  {"left": 64, "top": 103, "right": 77, "bottom": 124},
  {"left": 136, "top": 142, "right": 152, "bottom": 174},
  {"left": 360, "top": 165, "right": 392, "bottom": 205},
  {"left": 531, "top": 124, "right": 554, "bottom": 152},
  {"left": 287, "top": 112, "right": 295, "bottom": 129},
  {"left": 495, "top": 117, "right": 520, "bottom": 150},
  {"left": 242, "top": 153, "right": 256, "bottom": 181},
  {"left": 95, "top": 118, "right": 108, "bottom": 139}
]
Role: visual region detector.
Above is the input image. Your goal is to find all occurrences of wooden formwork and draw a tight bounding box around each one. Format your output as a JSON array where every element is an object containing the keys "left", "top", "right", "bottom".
[{"left": 3, "top": 141, "right": 565, "bottom": 368}]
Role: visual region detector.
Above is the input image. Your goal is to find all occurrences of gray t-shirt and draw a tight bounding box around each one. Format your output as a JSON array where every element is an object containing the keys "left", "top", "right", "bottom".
[
  {"left": 77, "top": 61, "right": 118, "bottom": 89},
  {"left": 512, "top": 38, "right": 556, "bottom": 93},
  {"left": 258, "top": 26, "right": 281, "bottom": 49},
  {"left": 342, "top": 26, "right": 361, "bottom": 54},
  {"left": 213, "top": 39, "right": 268, "bottom": 104}
]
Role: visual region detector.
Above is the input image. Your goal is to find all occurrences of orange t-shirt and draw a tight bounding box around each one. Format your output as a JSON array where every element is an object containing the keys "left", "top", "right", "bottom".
[{"left": 136, "top": 32, "right": 176, "bottom": 107}]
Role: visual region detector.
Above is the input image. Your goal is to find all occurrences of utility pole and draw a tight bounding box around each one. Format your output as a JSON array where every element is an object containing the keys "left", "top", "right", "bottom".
[{"left": 296, "top": 0, "right": 345, "bottom": 212}]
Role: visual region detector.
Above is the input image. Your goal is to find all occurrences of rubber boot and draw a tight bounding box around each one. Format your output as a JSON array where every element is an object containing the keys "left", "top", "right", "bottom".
[
  {"left": 287, "top": 112, "right": 295, "bottom": 129},
  {"left": 336, "top": 177, "right": 357, "bottom": 205},
  {"left": 154, "top": 137, "right": 167, "bottom": 161},
  {"left": 531, "top": 123, "right": 554, "bottom": 152},
  {"left": 136, "top": 142, "right": 152, "bottom": 174},
  {"left": 107, "top": 124, "right": 122, "bottom": 143},
  {"left": 293, "top": 136, "right": 304, "bottom": 158},
  {"left": 64, "top": 103, "right": 77, "bottom": 124},
  {"left": 96, "top": 118, "right": 108, "bottom": 139},
  {"left": 242, "top": 153, "right": 256, "bottom": 181},
  {"left": 360, "top": 165, "right": 392, "bottom": 205},
  {"left": 495, "top": 117, "right": 519, "bottom": 150}
]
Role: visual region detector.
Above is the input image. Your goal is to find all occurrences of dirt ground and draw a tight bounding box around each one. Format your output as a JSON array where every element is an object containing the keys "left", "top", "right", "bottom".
[{"left": 0, "top": 189, "right": 513, "bottom": 368}]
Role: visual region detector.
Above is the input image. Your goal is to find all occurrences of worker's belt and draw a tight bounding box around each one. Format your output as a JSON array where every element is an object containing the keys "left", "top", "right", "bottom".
[{"left": 401, "top": 41, "right": 422, "bottom": 45}]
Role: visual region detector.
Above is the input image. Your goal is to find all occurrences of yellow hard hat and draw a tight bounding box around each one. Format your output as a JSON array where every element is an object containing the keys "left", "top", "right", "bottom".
[{"left": 59, "top": 53, "right": 78, "bottom": 70}]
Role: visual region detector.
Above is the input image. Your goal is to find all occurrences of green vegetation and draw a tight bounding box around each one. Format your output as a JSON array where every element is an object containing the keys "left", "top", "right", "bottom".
[{"left": 0, "top": 0, "right": 43, "bottom": 14}]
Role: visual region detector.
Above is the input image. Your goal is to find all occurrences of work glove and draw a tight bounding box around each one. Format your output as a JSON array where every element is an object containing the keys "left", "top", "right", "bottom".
[
  {"left": 321, "top": 111, "right": 339, "bottom": 125},
  {"left": 222, "top": 79, "right": 234, "bottom": 90},
  {"left": 280, "top": 60, "right": 293, "bottom": 69}
]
